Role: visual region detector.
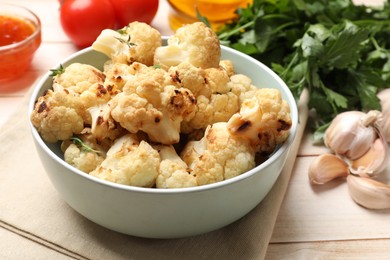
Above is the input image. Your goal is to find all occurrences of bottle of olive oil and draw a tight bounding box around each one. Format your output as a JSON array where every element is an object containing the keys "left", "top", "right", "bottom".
[{"left": 168, "top": 0, "right": 253, "bottom": 31}]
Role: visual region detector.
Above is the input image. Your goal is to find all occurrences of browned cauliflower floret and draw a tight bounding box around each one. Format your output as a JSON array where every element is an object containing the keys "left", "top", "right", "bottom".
[
  {"left": 90, "top": 134, "right": 160, "bottom": 187},
  {"left": 88, "top": 102, "right": 126, "bottom": 142},
  {"left": 181, "top": 92, "right": 239, "bottom": 133},
  {"left": 53, "top": 62, "right": 115, "bottom": 125},
  {"left": 168, "top": 62, "right": 206, "bottom": 96},
  {"left": 227, "top": 88, "right": 292, "bottom": 153},
  {"left": 58, "top": 64, "right": 122, "bottom": 140},
  {"left": 53, "top": 63, "right": 105, "bottom": 94},
  {"left": 61, "top": 135, "right": 107, "bottom": 173},
  {"left": 172, "top": 65, "right": 239, "bottom": 133},
  {"left": 103, "top": 62, "right": 137, "bottom": 90},
  {"left": 181, "top": 122, "right": 256, "bottom": 186},
  {"left": 154, "top": 22, "right": 220, "bottom": 70},
  {"left": 228, "top": 74, "right": 258, "bottom": 106},
  {"left": 92, "top": 22, "right": 162, "bottom": 66},
  {"left": 80, "top": 82, "right": 120, "bottom": 113},
  {"left": 30, "top": 89, "right": 85, "bottom": 143},
  {"left": 110, "top": 82, "right": 196, "bottom": 144},
  {"left": 219, "top": 60, "right": 235, "bottom": 77},
  {"left": 124, "top": 62, "right": 177, "bottom": 89},
  {"left": 155, "top": 145, "right": 197, "bottom": 188},
  {"left": 31, "top": 63, "right": 121, "bottom": 143},
  {"left": 76, "top": 70, "right": 123, "bottom": 141},
  {"left": 108, "top": 64, "right": 195, "bottom": 144}
]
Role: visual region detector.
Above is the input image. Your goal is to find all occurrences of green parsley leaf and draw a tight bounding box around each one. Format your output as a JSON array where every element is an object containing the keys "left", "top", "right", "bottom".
[{"left": 215, "top": 0, "right": 390, "bottom": 142}]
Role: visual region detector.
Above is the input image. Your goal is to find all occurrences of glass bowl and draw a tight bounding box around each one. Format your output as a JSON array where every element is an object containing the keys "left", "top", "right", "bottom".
[{"left": 0, "top": 3, "right": 41, "bottom": 82}]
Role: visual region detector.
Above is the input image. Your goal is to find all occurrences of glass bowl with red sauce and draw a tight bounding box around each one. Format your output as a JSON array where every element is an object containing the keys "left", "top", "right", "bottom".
[{"left": 0, "top": 3, "right": 41, "bottom": 82}]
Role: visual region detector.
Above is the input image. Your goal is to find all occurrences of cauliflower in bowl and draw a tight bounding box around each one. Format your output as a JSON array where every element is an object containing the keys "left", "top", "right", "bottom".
[{"left": 30, "top": 21, "right": 292, "bottom": 189}]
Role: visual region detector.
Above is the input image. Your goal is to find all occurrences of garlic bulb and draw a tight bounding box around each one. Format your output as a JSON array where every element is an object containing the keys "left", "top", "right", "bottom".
[
  {"left": 309, "top": 153, "right": 349, "bottom": 184},
  {"left": 377, "top": 88, "right": 390, "bottom": 142},
  {"left": 324, "top": 110, "right": 388, "bottom": 177},
  {"left": 324, "top": 111, "right": 381, "bottom": 160},
  {"left": 346, "top": 175, "right": 390, "bottom": 210},
  {"left": 308, "top": 110, "right": 390, "bottom": 210}
]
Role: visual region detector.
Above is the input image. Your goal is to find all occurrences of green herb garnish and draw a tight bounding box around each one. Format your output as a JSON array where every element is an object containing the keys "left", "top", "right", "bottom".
[
  {"left": 70, "top": 136, "right": 100, "bottom": 154},
  {"left": 49, "top": 64, "right": 65, "bottom": 77},
  {"left": 214, "top": 0, "right": 390, "bottom": 141},
  {"left": 115, "top": 35, "right": 137, "bottom": 48},
  {"left": 117, "top": 26, "right": 129, "bottom": 35},
  {"left": 152, "top": 64, "right": 162, "bottom": 69}
]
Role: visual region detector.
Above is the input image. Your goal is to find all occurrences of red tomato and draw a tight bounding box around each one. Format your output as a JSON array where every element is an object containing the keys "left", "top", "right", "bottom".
[
  {"left": 108, "top": 0, "right": 159, "bottom": 28},
  {"left": 60, "top": 0, "right": 116, "bottom": 47}
]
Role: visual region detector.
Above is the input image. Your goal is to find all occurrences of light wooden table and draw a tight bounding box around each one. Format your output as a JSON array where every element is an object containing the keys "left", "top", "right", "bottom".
[{"left": 1, "top": 0, "right": 389, "bottom": 259}]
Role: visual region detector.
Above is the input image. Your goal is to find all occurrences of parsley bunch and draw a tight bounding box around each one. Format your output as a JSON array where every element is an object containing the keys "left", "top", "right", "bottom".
[{"left": 216, "top": 0, "right": 390, "bottom": 140}]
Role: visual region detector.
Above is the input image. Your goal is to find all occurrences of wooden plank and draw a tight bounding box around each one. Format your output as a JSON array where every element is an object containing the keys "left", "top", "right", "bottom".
[
  {"left": 266, "top": 239, "right": 390, "bottom": 259},
  {"left": 270, "top": 156, "right": 390, "bottom": 243},
  {"left": 297, "top": 128, "right": 330, "bottom": 157}
]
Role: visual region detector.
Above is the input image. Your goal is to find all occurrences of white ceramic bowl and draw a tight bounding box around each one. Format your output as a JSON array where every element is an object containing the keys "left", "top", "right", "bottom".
[{"left": 29, "top": 44, "right": 298, "bottom": 239}]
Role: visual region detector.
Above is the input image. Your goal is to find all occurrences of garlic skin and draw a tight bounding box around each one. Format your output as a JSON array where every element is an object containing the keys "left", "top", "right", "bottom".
[
  {"left": 324, "top": 111, "right": 379, "bottom": 160},
  {"left": 309, "top": 153, "right": 349, "bottom": 184},
  {"left": 377, "top": 88, "right": 390, "bottom": 142},
  {"left": 347, "top": 175, "right": 390, "bottom": 210},
  {"left": 350, "top": 137, "right": 388, "bottom": 178}
]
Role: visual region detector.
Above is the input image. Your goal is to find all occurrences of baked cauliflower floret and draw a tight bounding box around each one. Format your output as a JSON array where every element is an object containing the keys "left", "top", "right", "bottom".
[
  {"left": 219, "top": 60, "right": 235, "bottom": 77},
  {"left": 181, "top": 92, "right": 239, "bottom": 133},
  {"left": 227, "top": 88, "right": 292, "bottom": 153},
  {"left": 110, "top": 82, "right": 196, "bottom": 144},
  {"left": 53, "top": 63, "right": 105, "bottom": 94},
  {"left": 31, "top": 63, "right": 121, "bottom": 143},
  {"left": 90, "top": 134, "right": 160, "bottom": 187},
  {"left": 30, "top": 89, "right": 85, "bottom": 143},
  {"left": 172, "top": 64, "right": 239, "bottom": 133},
  {"left": 53, "top": 63, "right": 115, "bottom": 124},
  {"left": 154, "top": 22, "right": 220, "bottom": 70},
  {"left": 110, "top": 65, "right": 194, "bottom": 144},
  {"left": 228, "top": 74, "right": 258, "bottom": 106},
  {"left": 79, "top": 83, "right": 119, "bottom": 109},
  {"left": 61, "top": 135, "right": 107, "bottom": 173},
  {"left": 155, "top": 145, "right": 197, "bottom": 188},
  {"left": 92, "top": 21, "right": 162, "bottom": 66},
  {"left": 168, "top": 62, "right": 206, "bottom": 96},
  {"left": 77, "top": 76, "right": 123, "bottom": 141},
  {"left": 88, "top": 102, "right": 126, "bottom": 141},
  {"left": 103, "top": 62, "right": 137, "bottom": 91},
  {"left": 124, "top": 62, "right": 177, "bottom": 90},
  {"left": 181, "top": 122, "right": 256, "bottom": 186}
]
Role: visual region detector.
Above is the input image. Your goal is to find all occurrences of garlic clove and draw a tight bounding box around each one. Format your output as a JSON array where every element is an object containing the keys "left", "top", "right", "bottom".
[
  {"left": 308, "top": 153, "right": 349, "bottom": 185},
  {"left": 350, "top": 137, "right": 388, "bottom": 178},
  {"left": 324, "top": 111, "right": 379, "bottom": 160},
  {"left": 346, "top": 175, "right": 390, "bottom": 210}
]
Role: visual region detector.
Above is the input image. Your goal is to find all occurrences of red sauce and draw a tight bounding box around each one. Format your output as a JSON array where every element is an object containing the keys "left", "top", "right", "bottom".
[
  {"left": 0, "top": 15, "right": 35, "bottom": 46},
  {"left": 0, "top": 15, "right": 41, "bottom": 83}
]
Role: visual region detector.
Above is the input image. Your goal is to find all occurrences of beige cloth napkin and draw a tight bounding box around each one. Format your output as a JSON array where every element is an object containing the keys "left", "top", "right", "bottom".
[{"left": 0, "top": 85, "right": 308, "bottom": 260}]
